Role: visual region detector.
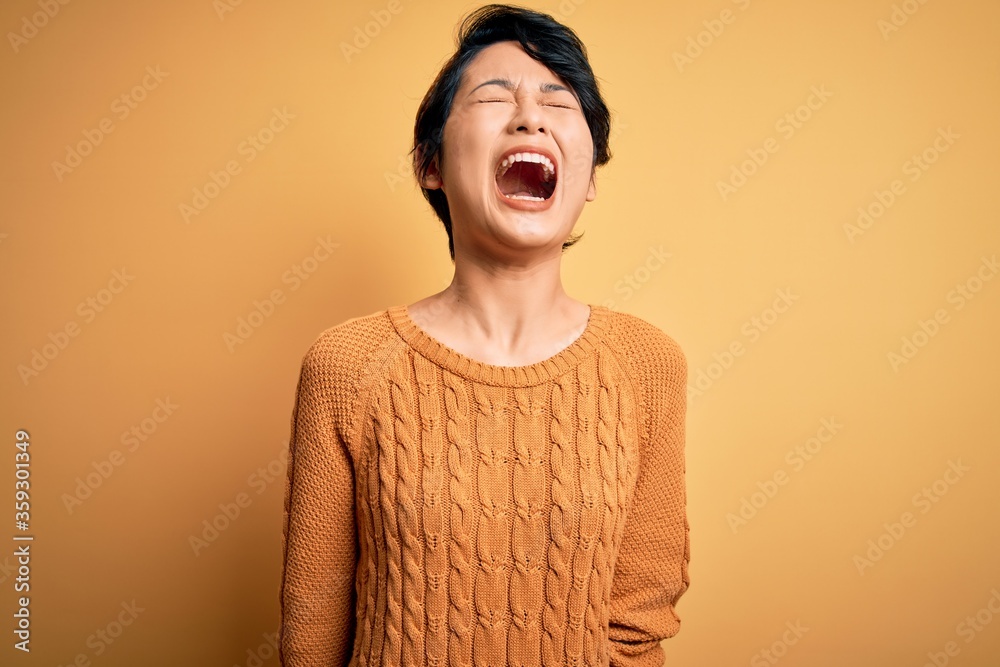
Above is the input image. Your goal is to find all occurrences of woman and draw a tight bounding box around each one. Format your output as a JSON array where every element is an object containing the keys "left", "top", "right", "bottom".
[{"left": 279, "top": 5, "right": 690, "bottom": 666}]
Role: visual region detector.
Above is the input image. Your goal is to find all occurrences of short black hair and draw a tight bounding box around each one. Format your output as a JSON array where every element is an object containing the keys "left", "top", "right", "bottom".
[{"left": 410, "top": 3, "right": 613, "bottom": 261}]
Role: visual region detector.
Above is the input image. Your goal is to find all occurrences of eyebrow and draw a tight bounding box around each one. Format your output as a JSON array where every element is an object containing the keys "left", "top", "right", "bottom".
[{"left": 467, "top": 77, "right": 573, "bottom": 97}]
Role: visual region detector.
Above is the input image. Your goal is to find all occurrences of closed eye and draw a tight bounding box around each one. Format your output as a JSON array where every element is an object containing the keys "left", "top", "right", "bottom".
[{"left": 478, "top": 99, "right": 575, "bottom": 109}]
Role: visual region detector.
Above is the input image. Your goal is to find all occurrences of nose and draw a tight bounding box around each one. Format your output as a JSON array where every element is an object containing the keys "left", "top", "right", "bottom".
[{"left": 509, "top": 97, "right": 547, "bottom": 134}]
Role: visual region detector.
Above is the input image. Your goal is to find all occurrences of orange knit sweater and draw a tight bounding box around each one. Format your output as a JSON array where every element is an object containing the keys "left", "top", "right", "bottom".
[{"left": 279, "top": 304, "right": 690, "bottom": 667}]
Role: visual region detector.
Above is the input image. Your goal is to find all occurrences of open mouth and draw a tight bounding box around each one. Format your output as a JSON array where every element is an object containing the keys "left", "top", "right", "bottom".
[{"left": 495, "top": 152, "right": 557, "bottom": 202}]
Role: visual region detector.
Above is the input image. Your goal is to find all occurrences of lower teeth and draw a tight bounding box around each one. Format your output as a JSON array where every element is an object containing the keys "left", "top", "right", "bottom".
[{"left": 505, "top": 194, "right": 545, "bottom": 201}]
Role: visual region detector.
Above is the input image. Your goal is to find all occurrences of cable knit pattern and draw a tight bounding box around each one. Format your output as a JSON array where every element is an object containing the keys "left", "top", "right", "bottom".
[
  {"left": 565, "top": 361, "right": 601, "bottom": 667},
  {"left": 590, "top": 354, "right": 622, "bottom": 667},
  {"left": 279, "top": 303, "right": 689, "bottom": 667},
  {"left": 472, "top": 382, "right": 511, "bottom": 667},
  {"left": 542, "top": 372, "right": 576, "bottom": 665},
  {"left": 415, "top": 355, "right": 449, "bottom": 667},
  {"left": 508, "top": 384, "right": 546, "bottom": 667},
  {"left": 444, "top": 370, "right": 476, "bottom": 667}
]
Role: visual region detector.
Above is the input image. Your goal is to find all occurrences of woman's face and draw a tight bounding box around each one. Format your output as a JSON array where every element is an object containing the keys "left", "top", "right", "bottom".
[{"left": 422, "top": 40, "right": 597, "bottom": 262}]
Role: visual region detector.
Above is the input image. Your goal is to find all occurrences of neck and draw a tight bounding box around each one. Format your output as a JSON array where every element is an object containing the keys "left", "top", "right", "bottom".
[{"left": 423, "top": 250, "right": 587, "bottom": 356}]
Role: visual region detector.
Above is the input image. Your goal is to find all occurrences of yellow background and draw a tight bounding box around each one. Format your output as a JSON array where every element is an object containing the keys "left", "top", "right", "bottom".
[{"left": 2, "top": 0, "right": 999, "bottom": 665}]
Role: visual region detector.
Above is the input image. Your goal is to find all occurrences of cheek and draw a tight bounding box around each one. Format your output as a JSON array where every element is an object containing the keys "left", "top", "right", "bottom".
[{"left": 562, "top": 144, "right": 594, "bottom": 191}]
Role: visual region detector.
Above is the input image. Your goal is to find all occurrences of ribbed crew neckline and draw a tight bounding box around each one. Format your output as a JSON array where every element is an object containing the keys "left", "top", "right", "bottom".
[{"left": 387, "top": 303, "right": 611, "bottom": 387}]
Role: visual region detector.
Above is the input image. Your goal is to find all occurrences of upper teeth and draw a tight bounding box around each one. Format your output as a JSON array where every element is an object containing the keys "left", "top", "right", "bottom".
[{"left": 498, "top": 152, "right": 555, "bottom": 181}]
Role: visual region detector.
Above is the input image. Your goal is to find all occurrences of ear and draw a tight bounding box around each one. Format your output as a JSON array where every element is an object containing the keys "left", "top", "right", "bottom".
[
  {"left": 586, "top": 169, "right": 597, "bottom": 202},
  {"left": 419, "top": 150, "right": 444, "bottom": 190}
]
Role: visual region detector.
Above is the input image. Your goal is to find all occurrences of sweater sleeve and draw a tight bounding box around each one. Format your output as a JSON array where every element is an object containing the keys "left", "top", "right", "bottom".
[
  {"left": 279, "top": 341, "right": 358, "bottom": 666},
  {"left": 608, "top": 332, "right": 690, "bottom": 667}
]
